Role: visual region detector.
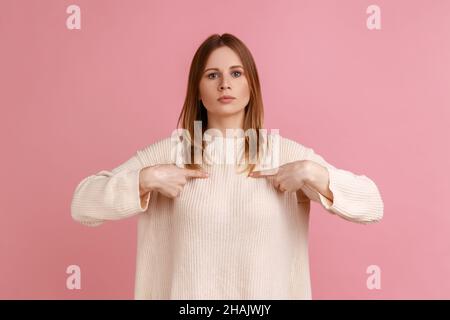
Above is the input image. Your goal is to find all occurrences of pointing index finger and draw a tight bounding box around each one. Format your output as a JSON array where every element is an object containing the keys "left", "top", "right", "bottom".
[
  {"left": 249, "top": 168, "right": 279, "bottom": 177},
  {"left": 182, "top": 168, "right": 209, "bottom": 178}
]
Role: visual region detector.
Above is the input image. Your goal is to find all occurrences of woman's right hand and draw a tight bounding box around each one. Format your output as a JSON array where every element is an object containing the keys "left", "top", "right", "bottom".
[{"left": 139, "top": 164, "right": 209, "bottom": 198}]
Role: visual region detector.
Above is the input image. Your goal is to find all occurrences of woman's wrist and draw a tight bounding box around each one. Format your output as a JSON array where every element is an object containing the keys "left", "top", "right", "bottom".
[
  {"left": 295, "top": 160, "right": 315, "bottom": 186},
  {"left": 139, "top": 167, "right": 154, "bottom": 195},
  {"left": 297, "top": 160, "right": 319, "bottom": 188}
]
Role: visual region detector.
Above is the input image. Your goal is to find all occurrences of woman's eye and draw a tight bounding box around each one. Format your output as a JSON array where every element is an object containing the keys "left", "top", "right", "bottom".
[{"left": 207, "top": 71, "right": 242, "bottom": 79}]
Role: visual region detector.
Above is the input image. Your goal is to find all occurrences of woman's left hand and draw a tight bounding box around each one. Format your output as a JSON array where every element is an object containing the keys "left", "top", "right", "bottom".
[{"left": 249, "top": 160, "right": 313, "bottom": 192}]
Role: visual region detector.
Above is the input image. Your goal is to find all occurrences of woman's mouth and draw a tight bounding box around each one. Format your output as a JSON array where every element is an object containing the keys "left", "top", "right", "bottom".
[{"left": 218, "top": 96, "right": 236, "bottom": 104}]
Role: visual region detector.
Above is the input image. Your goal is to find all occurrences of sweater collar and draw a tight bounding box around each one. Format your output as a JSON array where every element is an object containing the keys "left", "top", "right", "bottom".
[
  {"left": 203, "top": 135, "right": 246, "bottom": 166},
  {"left": 173, "top": 133, "right": 280, "bottom": 170}
]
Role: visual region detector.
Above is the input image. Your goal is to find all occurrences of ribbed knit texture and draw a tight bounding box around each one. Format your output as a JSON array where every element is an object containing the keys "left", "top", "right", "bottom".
[{"left": 70, "top": 134, "right": 384, "bottom": 299}]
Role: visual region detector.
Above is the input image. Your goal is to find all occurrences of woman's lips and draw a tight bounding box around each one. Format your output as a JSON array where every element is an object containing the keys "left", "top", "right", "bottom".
[{"left": 218, "top": 97, "right": 235, "bottom": 104}]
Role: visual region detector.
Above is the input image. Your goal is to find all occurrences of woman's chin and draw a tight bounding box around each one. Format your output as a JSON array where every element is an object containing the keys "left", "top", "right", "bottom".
[{"left": 210, "top": 106, "right": 246, "bottom": 116}]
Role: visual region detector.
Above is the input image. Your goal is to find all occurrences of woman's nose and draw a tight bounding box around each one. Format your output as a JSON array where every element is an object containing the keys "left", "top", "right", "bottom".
[{"left": 219, "top": 76, "right": 231, "bottom": 90}]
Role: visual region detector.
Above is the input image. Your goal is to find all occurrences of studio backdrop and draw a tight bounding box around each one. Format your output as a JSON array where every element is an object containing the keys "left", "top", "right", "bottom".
[{"left": 1, "top": 0, "right": 449, "bottom": 299}]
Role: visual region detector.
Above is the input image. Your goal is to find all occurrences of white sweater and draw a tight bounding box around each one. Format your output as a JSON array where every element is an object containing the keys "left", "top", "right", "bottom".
[{"left": 70, "top": 134, "right": 384, "bottom": 299}]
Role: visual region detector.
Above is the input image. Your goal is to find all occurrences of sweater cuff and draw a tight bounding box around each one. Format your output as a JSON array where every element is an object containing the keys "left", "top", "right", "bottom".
[
  {"left": 302, "top": 166, "right": 384, "bottom": 224},
  {"left": 316, "top": 166, "right": 338, "bottom": 211},
  {"left": 113, "top": 168, "right": 151, "bottom": 215},
  {"left": 135, "top": 167, "right": 151, "bottom": 212}
]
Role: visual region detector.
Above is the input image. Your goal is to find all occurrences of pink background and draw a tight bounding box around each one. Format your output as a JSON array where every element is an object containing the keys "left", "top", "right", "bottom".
[{"left": 1, "top": 0, "right": 449, "bottom": 299}]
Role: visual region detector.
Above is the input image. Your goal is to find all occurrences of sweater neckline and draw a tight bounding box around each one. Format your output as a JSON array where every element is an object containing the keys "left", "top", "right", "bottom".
[
  {"left": 173, "top": 133, "right": 281, "bottom": 170},
  {"left": 203, "top": 136, "right": 246, "bottom": 166}
]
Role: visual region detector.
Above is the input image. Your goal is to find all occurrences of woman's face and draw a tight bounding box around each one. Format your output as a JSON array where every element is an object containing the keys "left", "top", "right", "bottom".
[{"left": 198, "top": 46, "right": 250, "bottom": 118}]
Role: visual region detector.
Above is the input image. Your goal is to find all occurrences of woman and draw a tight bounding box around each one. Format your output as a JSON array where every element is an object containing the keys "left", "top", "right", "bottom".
[{"left": 71, "top": 33, "right": 384, "bottom": 299}]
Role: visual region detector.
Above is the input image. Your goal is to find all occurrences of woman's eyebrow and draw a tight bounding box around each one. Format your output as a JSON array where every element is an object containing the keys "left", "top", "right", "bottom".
[{"left": 204, "top": 65, "right": 244, "bottom": 73}]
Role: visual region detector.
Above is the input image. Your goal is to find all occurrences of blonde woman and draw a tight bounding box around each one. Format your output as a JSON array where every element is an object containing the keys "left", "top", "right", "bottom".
[{"left": 71, "top": 33, "right": 384, "bottom": 300}]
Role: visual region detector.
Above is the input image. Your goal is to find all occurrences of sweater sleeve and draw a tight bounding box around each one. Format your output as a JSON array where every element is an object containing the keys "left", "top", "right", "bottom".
[
  {"left": 70, "top": 154, "right": 151, "bottom": 227},
  {"left": 292, "top": 143, "right": 384, "bottom": 224}
]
